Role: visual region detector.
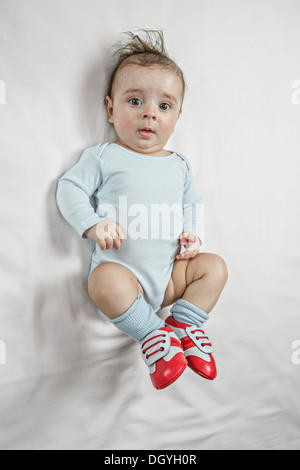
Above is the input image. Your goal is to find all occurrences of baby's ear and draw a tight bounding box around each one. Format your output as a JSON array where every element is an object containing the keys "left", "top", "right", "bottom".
[{"left": 105, "top": 96, "right": 114, "bottom": 123}]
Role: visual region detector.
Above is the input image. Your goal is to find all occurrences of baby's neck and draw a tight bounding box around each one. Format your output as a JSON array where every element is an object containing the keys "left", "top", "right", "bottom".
[{"left": 115, "top": 141, "right": 172, "bottom": 157}]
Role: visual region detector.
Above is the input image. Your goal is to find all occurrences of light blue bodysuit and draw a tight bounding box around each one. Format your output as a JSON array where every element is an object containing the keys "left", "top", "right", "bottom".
[{"left": 56, "top": 142, "right": 203, "bottom": 312}]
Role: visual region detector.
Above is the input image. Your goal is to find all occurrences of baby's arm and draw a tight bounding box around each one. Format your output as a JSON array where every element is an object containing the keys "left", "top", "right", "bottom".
[
  {"left": 57, "top": 145, "right": 123, "bottom": 251},
  {"left": 178, "top": 156, "right": 204, "bottom": 260}
]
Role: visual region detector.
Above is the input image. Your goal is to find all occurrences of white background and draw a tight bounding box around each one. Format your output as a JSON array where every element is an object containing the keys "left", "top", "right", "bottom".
[{"left": 0, "top": 0, "right": 300, "bottom": 449}]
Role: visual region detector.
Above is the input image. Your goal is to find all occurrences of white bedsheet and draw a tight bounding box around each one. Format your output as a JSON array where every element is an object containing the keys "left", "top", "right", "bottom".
[{"left": 0, "top": 0, "right": 300, "bottom": 450}]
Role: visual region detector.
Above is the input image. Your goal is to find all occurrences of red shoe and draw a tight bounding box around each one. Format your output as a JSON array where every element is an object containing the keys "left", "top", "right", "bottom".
[
  {"left": 165, "top": 316, "right": 217, "bottom": 381},
  {"left": 140, "top": 326, "right": 187, "bottom": 390}
]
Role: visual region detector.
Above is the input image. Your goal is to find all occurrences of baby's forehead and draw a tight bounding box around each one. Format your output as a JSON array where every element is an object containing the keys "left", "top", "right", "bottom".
[{"left": 113, "top": 63, "right": 184, "bottom": 96}]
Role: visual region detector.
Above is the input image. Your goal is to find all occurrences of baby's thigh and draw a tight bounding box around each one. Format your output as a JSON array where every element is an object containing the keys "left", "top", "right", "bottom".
[
  {"left": 88, "top": 262, "right": 144, "bottom": 317},
  {"left": 161, "top": 259, "right": 189, "bottom": 308}
]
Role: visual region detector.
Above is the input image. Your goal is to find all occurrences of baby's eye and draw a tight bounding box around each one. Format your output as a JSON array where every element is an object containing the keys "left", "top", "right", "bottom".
[
  {"left": 159, "top": 103, "right": 171, "bottom": 111},
  {"left": 129, "top": 98, "right": 142, "bottom": 106}
]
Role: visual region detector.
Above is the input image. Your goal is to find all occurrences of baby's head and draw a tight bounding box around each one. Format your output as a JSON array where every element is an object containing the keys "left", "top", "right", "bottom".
[{"left": 105, "top": 30, "right": 186, "bottom": 156}]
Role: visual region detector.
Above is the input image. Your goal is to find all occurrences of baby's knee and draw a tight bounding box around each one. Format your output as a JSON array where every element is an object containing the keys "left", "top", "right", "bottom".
[
  {"left": 194, "top": 253, "right": 228, "bottom": 284},
  {"left": 206, "top": 254, "right": 228, "bottom": 283},
  {"left": 88, "top": 262, "right": 138, "bottom": 303}
]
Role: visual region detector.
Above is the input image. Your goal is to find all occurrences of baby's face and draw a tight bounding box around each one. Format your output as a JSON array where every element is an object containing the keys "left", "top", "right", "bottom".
[{"left": 106, "top": 65, "right": 183, "bottom": 156}]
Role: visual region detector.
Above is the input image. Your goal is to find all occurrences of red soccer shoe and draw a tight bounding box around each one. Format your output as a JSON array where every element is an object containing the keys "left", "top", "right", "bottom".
[
  {"left": 165, "top": 316, "right": 217, "bottom": 381},
  {"left": 140, "top": 325, "right": 187, "bottom": 390}
]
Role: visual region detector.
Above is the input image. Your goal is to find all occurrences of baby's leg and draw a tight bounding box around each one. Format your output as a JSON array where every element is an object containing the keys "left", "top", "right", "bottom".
[
  {"left": 162, "top": 253, "right": 228, "bottom": 313},
  {"left": 88, "top": 262, "right": 164, "bottom": 341},
  {"left": 88, "top": 262, "right": 187, "bottom": 390},
  {"left": 88, "top": 262, "right": 144, "bottom": 319},
  {"left": 162, "top": 253, "right": 228, "bottom": 380}
]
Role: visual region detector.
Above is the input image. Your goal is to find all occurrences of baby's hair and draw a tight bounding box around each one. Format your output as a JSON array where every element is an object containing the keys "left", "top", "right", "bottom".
[{"left": 107, "top": 29, "right": 186, "bottom": 101}]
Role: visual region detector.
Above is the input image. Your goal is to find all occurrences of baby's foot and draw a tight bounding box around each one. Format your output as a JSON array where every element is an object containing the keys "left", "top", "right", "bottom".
[{"left": 140, "top": 325, "right": 187, "bottom": 389}]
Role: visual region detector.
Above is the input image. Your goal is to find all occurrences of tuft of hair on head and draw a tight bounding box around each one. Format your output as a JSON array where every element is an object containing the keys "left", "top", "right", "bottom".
[
  {"left": 106, "top": 29, "right": 186, "bottom": 102},
  {"left": 114, "top": 29, "right": 169, "bottom": 63}
]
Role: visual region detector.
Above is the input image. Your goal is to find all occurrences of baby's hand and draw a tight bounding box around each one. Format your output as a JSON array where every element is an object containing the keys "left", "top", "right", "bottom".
[
  {"left": 85, "top": 220, "right": 124, "bottom": 251},
  {"left": 176, "top": 232, "right": 200, "bottom": 260}
]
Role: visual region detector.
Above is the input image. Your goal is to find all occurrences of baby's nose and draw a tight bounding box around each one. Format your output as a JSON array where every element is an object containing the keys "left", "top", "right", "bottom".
[{"left": 143, "top": 104, "right": 157, "bottom": 120}]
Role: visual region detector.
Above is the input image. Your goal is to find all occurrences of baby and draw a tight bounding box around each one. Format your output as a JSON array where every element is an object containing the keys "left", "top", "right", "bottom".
[{"left": 57, "top": 30, "right": 228, "bottom": 390}]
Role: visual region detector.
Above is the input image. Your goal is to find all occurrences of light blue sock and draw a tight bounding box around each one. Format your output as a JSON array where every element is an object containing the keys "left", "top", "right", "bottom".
[
  {"left": 171, "top": 299, "right": 209, "bottom": 327},
  {"left": 110, "top": 293, "right": 164, "bottom": 342}
]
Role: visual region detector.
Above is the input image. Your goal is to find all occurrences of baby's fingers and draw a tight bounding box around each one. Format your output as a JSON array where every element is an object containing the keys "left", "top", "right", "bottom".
[
  {"left": 116, "top": 224, "right": 125, "bottom": 244},
  {"left": 176, "top": 249, "right": 198, "bottom": 260},
  {"left": 105, "top": 235, "right": 114, "bottom": 250},
  {"left": 98, "top": 238, "right": 107, "bottom": 250},
  {"left": 180, "top": 232, "right": 196, "bottom": 247},
  {"left": 113, "top": 236, "right": 123, "bottom": 251},
  {"left": 101, "top": 229, "right": 117, "bottom": 250},
  {"left": 113, "top": 225, "right": 124, "bottom": 250}
]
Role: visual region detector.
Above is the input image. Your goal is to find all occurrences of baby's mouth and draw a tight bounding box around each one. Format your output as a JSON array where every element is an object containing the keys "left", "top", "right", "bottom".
[{"left": 139, "top": 128, "right": 155, "bottom": 138}]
